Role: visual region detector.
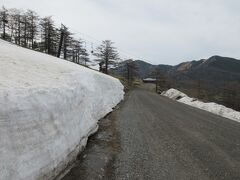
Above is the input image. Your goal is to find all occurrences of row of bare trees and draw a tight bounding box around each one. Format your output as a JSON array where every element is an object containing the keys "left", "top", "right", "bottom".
[
  {"left": 0, "top": 6, "right": 121, "bottom": 69},
  {"left": 0, "top": 6, "right": 91, "bottom": 66}
]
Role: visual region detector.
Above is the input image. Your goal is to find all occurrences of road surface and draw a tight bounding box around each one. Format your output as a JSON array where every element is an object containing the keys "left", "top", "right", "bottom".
[{"left": 62, "top": 88, "right": 240, "bottom": 180}]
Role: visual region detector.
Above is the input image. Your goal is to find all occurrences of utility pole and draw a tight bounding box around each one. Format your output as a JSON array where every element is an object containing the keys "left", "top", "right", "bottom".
[{"left": 57, "top": 24, "right": 66, "bottom": 58}]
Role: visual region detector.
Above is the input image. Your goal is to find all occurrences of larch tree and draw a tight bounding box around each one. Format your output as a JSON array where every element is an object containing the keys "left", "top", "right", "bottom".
[
  {"left": 25, "top": 10, "right": 39, "bottom": 49},
  {"left": 21, "top": 12, "right": 30, "bottom": 47},
  {"left": 79, "top": 41, "right": 90, "bottom": 66},
  {"left": 124, "top": 60, "right": 139, "bottom": 85},
  {"left": 0, "top": 6, "right": 8, "bottom": 40},
  {"left": 8, "top": 8, "right": 23, "bottom": 45},
  {"left": 151, "top": 67, "right": 167, "bottom": 93},
  {"left": 62, "top": 26, "right": 73, "bottom": 60},
  {"left": 70, "top": 39, "right": 81, "bottom": 63},
  {"left": 6, "top": 8, "right": 15, "bottom": 41},
  {"left": 94, "top": 40, "right": 119, "bottom": 74},
  {"left": 39, "top": 16, "right": 58, "bottom": 56},
  {"left": 70, "top": 39, "right": 90, "bottom": 66}
]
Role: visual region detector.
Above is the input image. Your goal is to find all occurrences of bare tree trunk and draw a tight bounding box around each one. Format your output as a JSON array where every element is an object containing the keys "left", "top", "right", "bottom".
[
  {"left": 105, "top": 57, "right": 109, "bottom": 74},
  {"left": 57, "top": 25, "right": 65, "bottom": 58},
  {"left": 2, "top": 11, "right": 6, "bottom": 40},
  {"left": 18, "top": 18, "right": 21, "bottom": 45},
  {"left": 3, "top": 22, "right": 6, "bottom": 39}
]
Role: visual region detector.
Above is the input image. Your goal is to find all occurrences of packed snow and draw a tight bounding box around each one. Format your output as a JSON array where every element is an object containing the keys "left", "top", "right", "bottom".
[
  {"left": 0, "top": 39, "right": 124, "bottom": 180},
  {"left": 162, "top": 88, "right": 240, "bottom": 122}
]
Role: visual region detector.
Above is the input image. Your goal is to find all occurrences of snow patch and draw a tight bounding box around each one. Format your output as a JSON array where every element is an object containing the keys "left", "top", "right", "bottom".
[
  {"left": 0, "top": 40, "right": 124, "bottom": 180},
  {"left": 162, "top": 88, "right": 240, "bottom": 122},
  {"left": 143, "top": 78, "right": 156, "bottom": 81},
  {"left": 161, "top": 88, "right": 188, "bottom": 100}
]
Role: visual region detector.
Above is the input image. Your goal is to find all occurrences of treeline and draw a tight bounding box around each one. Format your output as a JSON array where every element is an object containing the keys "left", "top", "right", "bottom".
[{"left": 0, "top": 6, "right": 121, "bottom": 71}]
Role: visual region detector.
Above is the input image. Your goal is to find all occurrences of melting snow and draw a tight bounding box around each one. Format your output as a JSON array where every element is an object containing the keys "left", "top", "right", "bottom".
[
  {"left": 162, "top": 88, "right": 240, "bottom": 122},
  {"left": 0, "top": 40, "right": 124, "bottom": 180}
]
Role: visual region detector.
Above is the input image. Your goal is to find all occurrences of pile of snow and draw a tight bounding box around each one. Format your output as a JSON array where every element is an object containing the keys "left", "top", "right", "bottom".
[
  {"left": 0, "top": 40, "right": 124, "bottom": 180},
  {"left": 143, "top": 78, "right": 156, "bottom": 81},
  {"left": 162, "top": 88, "right": 240, "bottom": 122},
  {"left": 161, "top": 88, "right": 188, "bottom": 100}
]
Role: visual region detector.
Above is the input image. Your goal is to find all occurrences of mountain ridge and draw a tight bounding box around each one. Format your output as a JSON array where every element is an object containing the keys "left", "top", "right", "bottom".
[
  {"left": 112, "top": 55, "right": 240, "bottom": 110},
  {"left": 115, "top": 55, "right": 240, "bottom": 78}
]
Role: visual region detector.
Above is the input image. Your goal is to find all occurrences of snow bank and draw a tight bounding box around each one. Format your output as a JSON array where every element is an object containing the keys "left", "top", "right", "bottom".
[
  {"left": 0, "top": 40, "right": 124, "bottom": 180},
  {"left": 162, "top": 88, "right": 240, "bottom": 122},
  {"left": 161, "top": 88, "right": 188, "bottom": 100}
]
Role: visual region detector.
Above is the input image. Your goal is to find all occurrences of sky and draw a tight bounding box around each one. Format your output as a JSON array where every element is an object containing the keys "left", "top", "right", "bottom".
[{"left": 1, "top": 0, "right": 240, "bottom": 65}]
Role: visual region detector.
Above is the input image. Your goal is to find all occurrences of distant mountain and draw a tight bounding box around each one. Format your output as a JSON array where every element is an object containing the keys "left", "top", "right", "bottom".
[
  {"left": 169, "top": 56, "right": 240, "bottom": 110},
  {"left": 113, "top": 55, "right": 240, "bottom": 80},
  {"left": 112, "top": 55, "right": 240, "bottom": 110},
  {"left": 171, "top": 55, "right": 240, "bottom": 74},
  {"left": 168, "top": 56, "right": 240, "bottom": 85},
  {"left": 135, "top": 60, "right": 172, "bottom": 78}
]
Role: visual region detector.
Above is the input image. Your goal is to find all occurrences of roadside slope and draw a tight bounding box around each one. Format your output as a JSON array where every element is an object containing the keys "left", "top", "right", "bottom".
[{"left": 0, "top": 40, "right": 124, "bottom": 180}]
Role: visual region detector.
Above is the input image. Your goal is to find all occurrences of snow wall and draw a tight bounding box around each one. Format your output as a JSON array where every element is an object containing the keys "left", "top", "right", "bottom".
[
  {"left": 162, "top": 88, "right": 240, "bottom": 122},
  {"left": 0, "top": 40, "right": 124, "bottom": 180}
]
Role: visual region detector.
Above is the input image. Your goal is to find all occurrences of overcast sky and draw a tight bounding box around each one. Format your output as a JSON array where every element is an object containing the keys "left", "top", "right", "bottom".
[{"left": 1, "top": 0, "right": 240, "bottom": 65}]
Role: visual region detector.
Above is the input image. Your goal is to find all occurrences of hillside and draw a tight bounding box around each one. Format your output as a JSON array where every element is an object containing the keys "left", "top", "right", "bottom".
[
  {"left": 112, "top": 60, "right": 172, "bottom": 78},
  {"left": 0, "top": 40, "right": 124, "bottom": 180},
  {"left": 113, "top": 55, "right": 240, "bottom": 84},
  {"left": 112, "top": 56, "right": 240, "bottom": 110},
  {"left": 169, "top": 56, "right": 240, "bottom": 81}
]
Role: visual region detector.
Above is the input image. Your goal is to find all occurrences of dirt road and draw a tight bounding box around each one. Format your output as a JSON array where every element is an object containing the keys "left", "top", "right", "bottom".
[{"left": 62, "top": 88, "right": 240, "bottom": 180}]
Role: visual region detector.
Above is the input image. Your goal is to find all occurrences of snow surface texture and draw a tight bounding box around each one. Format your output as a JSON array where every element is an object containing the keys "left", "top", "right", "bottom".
[
  {"left": 0, "top": 40, "right": 124, "bottom": 180},
  {"left": 162, "top": 88, "right": 240, "bottom": 122}
]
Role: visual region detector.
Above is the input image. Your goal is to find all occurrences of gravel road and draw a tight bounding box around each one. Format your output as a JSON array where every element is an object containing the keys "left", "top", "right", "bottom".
[{"left": 62, "top": 88, "right": 240, "bottom": 180}]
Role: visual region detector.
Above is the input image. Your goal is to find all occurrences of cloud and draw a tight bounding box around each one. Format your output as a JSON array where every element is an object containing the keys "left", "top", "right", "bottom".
[{"left": 1, "top": 0, "right": 240, "bottom": 65}]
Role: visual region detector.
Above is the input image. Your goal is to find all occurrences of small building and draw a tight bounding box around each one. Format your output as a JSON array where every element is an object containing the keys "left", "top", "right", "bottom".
[{"left": 143, "top": 78, "right": 157, "bottom": 83}]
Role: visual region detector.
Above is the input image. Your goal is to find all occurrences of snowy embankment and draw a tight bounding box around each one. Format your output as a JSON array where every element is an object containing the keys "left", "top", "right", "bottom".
[
  {"left": 0, "top": 40, "right": 124, "bottom": 180},
  {"left": 162, "top": 88, "right": 240, "bottom": 122}
]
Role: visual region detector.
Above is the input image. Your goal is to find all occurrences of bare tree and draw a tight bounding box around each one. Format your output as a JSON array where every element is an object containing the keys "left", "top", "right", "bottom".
[
  {"left": 21, "top": 12, "right": 30, "bottom": 47},
  {"left": 0, "top": 6, "right": 8, "bottom": 40},
  {"left": 124, "top": 60, "right": 139, "bottom": 85},
  {"left": 39, "top": 16, "right": 58, "bottom": 55},
  {"left": 6, "top": 8, "right": 15, "bottom": 41},
  {"left": 62, "top": 27, "right": 73, "bottom": 60},
  {"left": 151, "top": 67, "right": 167, "bottom": 93},
  {"left": 25, "top": 10, "right": 39, "bottom": 49},
  {"left": 8, "top": 8, "right": 23, "bottom": 44},
  {"left": 94, "top": 40, "right": 119, "bottom": 74},
  {"left": 80, "top": 48, "right": 90, "bottom": 66},
  {"left": 57, "top": 24, "right": 67, "bottom": 58}
]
